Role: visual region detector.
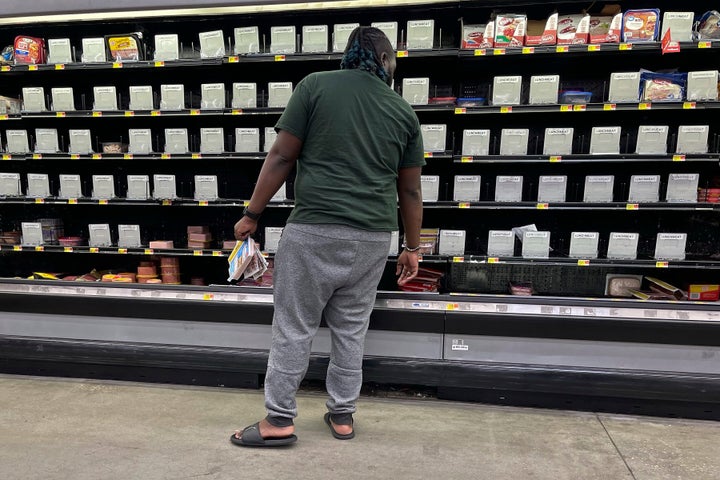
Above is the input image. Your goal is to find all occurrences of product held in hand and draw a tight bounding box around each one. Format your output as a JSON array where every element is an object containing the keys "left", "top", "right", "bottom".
[{"left": 228, "top": 238, "right": 268, "bottom": 281}]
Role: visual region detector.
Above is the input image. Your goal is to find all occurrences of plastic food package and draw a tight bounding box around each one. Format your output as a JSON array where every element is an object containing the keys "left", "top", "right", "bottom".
[
  {"left": 102, "top": 142, "right": 127, "bottom": 154},
  {"left": 14, "top": 36, "right": 46, "bottom": 64},
  {"left": 462, "top": 24, "right": 493, "bottom": 49},
  {"left": 640, "top": 71, "right": 686, "bottom": 102},
  {"left": 697, "top": 11, "right": 720, "bottom": 39},
  {"left": 106, "top": 33, "right": 144, "bottom": 62},
  {"left": 557, "top": 15, "right": 590, "bottom": 45},
  {"left": 589, "top": 15, "right": 622, "bottom": 44},
  {"left": 559, "top": 91, "right": 592, "bottom": 104},
  {"left": 494, "top": 14, "right": 526, "bottom": 47},
  {"left": 622, "top": 9, "right": 660, "bottom": 43}
]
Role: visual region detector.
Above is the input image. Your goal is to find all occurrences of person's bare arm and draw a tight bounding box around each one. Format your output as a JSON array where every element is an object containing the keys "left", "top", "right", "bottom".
[
  {"left": 396, "top": 166, "right": 423, "bottom": 285},
  {"left": 234, "top": 130, "right": 302, "bottom": 240}
]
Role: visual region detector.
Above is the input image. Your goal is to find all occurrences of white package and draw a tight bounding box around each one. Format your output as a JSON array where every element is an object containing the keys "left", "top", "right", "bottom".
[
  {"left": 129, "top": 86, "right": 154, "bottom": 110},
  {"left": 529, "top": 75, "right": 560, "bottom": 105},
  {"left": 92, "top": 175, "right": 116, "bottom": 199},
  {"left": 51, "top": 87, "right": 75, "bottom": 111},
  {"left": 118, "top": 224, "right": 142, "bottom": 248},
  {"left": 492, "top": 76, "right": 522, "bottom": 105},
  {"left": 500, "top": 129, "right": 529, "bottom": 156},
  {"left": 232, "top": 83, "right": 257, "bottom": 109},
  {"left": 495, "top": 176, "right": 523, "bottom": 202},
  {"left": 128, "top": 129, "right": 153, "bottom": 154},
  {"left": 200, "top": 128, "right": 224, "bottom": 154},
  {"left": 371, "top": 22, "right": 398, "bottom": 49},
  {"left": 201, "top": 83, "right": 226, "bottom": 109},
  {"left": 522, "top": 231, "right": 551, "bottom": 259},
  {"left": 487, "top": 230, "right": 515, "bottom": 257},
  {"left": 234, "top": 27, "right": 260, "bottom": 54},
  {"left": 194, "top": 175, "right": 219, "bottom": 201},
  {"left": 438, "top": 230, "right": 466, "bottom": 256},
  {"left": 607, "top": 233, "right": 639, "bottom": 260},
  {"left": 264, "top": 127, "right": 278, "bottom": 152},
  {"left": 48, "top": 38, "right": 73, "bottom": 64},
  {"left": 21, "top": 222, "right": 44, "bottom": 246},
  {"left": 628, "top": 175, "right": 660, "bottom": 203},
  {"left": 164, "top": 129, "right": 189, "bottom": 154},
  {"left": 69, "top": 130, "right": 93, "bottom": 155},
  {"left": 543, "top": 128, "right": 574, "bottom": 155},
  {"left": 687, "top": 71, "right": 719, "bottom": 101},
  {"left": 271, "top": 26, "right": 297, "bottom": 54},
  {"left": 462, "top": 130, "right": 490, "bottom": 156},
  {"left": 59, "top": 174, "right": 82, "bottom": 199},
  {"left": 88, "top": 224, "right": 113, "bottom": 247},
  {"left": 268, "top": 82, "right": 293, "bottom": 108},
  {"left": 662, "top": 12, "right": 694, "bottom": 43},
  {"left": 590, "top": 127, "right": 621, "bottom": 155},
  {"left": 6, "top": 130, "right": 30, "bottom": 154},
  {"left": 153, "top": 174, "right": 177, "bottom": 200},
  {"left": 127, "top": 175, "right": 150, "bottom": 200},
  {"left": 537, "top": 176, "right": 567, "bottom": 202},
  {"left": 608, "top": 72, "right": 640, "bottom": 103},
  {"left": 333, "top": 23, "right": 359, "bottom": 52},
  {"left": 160, "top": 84, "right": 185, "bottom": 110},
  {"left": 453, "top": 175, "right": 481, "bottom": 202},
  {"left": 26, "top": 173, "right": 50, "bottom": 198},
  {"left": 635, "top": 126, "right": 668, "bottom": 154},
  {"left": 236, "top": 128, "right": 260, "bottom": 153},
  {"left": 420, "top": 124, "right": 446, "bottom": 152},
  {"left": 676, "top": 125, "right": 709, "bottom": 154},
  {"left": 407, "top": 20, "right": 434, "bottom": 50},
  {"left": 22, "top": 87, "right": 46, "bottom": 112},
  {"left": 93, "top": 86, "right": 118, "bottom": 111},
  {"left": 666, "top": 173, "right": 699, "bottom": 203},
  {"left": 421, "top": 175, "right": 439, "bottom": 202},
  {"left": 584, "top": 176, "right": 614, "bottom": 203},
  {"left": 302, "top": 25, "right": 328, "bottom": 53},
  {"left": 264, "top": 227, "right": 284, "bottom": 253},
  {"left": 154, "top": 34, "right": 180, "bottom": 61},
  {"left": 402, "top": 78, "right": 429, "bottom": 105},
  {"left": 0, "top": 173, "right": 21, "bottom": 197},
  {"left": 569, "top": 232, "right": 600, "bottom": 259},
  {"left": 81, "top": 38, "right": 106, "bottom": 63},
  {"left": 199, "top": 30, "right": 226, "bottom": 58},
  {"left": 35, "top": 129, "right": 59, "bottom": 153}
]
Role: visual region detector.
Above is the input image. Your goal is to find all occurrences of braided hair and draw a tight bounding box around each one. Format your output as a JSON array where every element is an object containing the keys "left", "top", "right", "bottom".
[{"left": 340, "top": 26, "right": 394, "bottom": 83}]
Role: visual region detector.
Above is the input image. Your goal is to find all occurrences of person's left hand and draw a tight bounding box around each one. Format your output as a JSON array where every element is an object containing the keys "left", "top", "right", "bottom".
[{"left": 234, "top": 216, "right": 258, "bottom": 241}]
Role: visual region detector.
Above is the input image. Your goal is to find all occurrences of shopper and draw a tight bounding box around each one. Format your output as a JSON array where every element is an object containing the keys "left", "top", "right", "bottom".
[{"left": 230, "top": 26, "right": 424, "bottom": 447}]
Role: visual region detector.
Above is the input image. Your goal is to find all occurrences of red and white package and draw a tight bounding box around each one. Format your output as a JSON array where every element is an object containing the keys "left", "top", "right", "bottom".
[
  {"left": 557, "top": 15, "right": 590, "bottom": 45},
  {"left": 494, "top": 15, "right": 526, "bottom": 47},
  {"left": 462, "top": 23, "right": 495, "bottom": 49},
  {"left": 589, "top": 14, "right": 623, "bottom": 43},
  {"left": 14, "top": 36, "right": 46, "bottom": 64},
  {"left": 525, "top": 13, "right": 558, "bottom": 46}
]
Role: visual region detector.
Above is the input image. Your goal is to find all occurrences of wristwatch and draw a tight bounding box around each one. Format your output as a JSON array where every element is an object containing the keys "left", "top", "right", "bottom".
[{"left": 242, "top": 206, "right": 261, "bottom": 221}]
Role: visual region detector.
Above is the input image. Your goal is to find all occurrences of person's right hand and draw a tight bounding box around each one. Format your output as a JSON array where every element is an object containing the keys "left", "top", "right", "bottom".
[
  {"left": 234, "top": 216, "right": 257, "bottom": 241},
  {"left": 396, "top": 250, "right": 419, "bottom": 286}
]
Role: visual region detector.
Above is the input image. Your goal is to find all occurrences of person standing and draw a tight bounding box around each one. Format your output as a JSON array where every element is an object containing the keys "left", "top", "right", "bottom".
[{"left": 231, "top": 26, "right": 424, "bottom": 447}]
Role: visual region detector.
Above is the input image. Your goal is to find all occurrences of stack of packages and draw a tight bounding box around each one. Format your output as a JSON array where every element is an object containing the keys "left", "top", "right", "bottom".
[
  {"left": 418, "top": 228, "right": 440, "bottom": 255},
  {"left": 137, "top": 261, "right": 161, "bottom": 284},
  {"left": 161, "top": 257, "right": 181, "bottom": 284},
  {"left": 240, "top": 259, "right": 275, "bottom": 287},
  {"left": 699, "top": 188, "right": 720, "bottom": 203},
  {"left": 399, "top": 267, "right": 444, "bottom": 293},
  {"left": 187, "top": 226, "right": 212, "bottom": 249},
  {"left": 227, "top": 238, "right": 268, "bottom": 282}
]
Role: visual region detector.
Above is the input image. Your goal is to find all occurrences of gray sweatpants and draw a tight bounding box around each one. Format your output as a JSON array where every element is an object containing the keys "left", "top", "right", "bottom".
[{"left": 264, "top": 223, "right": 391, "bottom": 422}]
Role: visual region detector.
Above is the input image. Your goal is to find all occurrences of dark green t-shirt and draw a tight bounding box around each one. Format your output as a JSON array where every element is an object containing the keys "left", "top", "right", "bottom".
[{"left": 275, "top": 69, "right": 425, "bottom": 232}]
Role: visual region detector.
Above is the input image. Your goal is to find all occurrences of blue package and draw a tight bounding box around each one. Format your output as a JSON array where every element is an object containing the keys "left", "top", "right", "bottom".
[
  {"left": 623, "top": 9, "right": 661, "bottom": 43},
  {"left": 640, "top": 70, "right": 687, "bottom": 102}
]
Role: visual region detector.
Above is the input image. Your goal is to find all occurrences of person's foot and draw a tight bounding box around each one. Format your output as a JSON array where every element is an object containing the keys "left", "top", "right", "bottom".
[
  {"left": 234, "top": 418, "right": 294, "bottom": 441},
  {"left": 329, "top": 419, "right": 353, "bottom": 436}
]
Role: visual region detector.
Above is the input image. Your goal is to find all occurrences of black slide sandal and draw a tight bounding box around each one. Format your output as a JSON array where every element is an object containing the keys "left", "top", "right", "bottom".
[
  {"left": 324, "top": 412, "right": 355, "bottom": 440},
  {"left": 230, "top": 422, "right": 298, "bottom": 448}
]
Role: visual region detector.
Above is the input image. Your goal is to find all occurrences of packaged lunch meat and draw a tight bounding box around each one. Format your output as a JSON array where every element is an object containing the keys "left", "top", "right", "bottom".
[
  {"left": 640, "top": 71, "right": 687, "bottom": 102},
  {"left": 623, "top": 9, "right": 661, "bottom": 43},
  {"left": 494, "top": 15, "right": 526, "bottom": 47},
  {"left": 14, "top": 36, "right": 46, "bottom": 64},
  {"left": 462, "top": 23, "right": 494, "bottom": 49},
  {"left": 589, "top": 15, "right": 622, "bottom": 43},
  {"left": 106, "top": 33, "right": 144, "bottom": 61},
  {"left": 697, "top": 11, "right": 720, "bottom": 39},
  {"left": 557, "top": 15, "right": 590, "bottom": 45}
]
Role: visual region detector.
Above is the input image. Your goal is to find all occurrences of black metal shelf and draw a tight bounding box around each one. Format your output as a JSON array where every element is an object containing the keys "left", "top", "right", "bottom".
[
  {"left": 423, "top": 201, "right": 717, "bottom": 211},
  {"left": 3, "top": 152, "right": 266, "bottom": 161},
  {"left": 458, "top": 40, "right": 720, "bottom": 58},
  {"left": 453, "top": 101, "right": 720, "bottom": 116},
  {"left": 447, "top": 255, "right": 720, "bottom": 270},
  {"left": 0, "top": 244, "right": 234, "bottom": 258},
  {"left": 454, "top": 154, "right": 720, "bottom": 164}
]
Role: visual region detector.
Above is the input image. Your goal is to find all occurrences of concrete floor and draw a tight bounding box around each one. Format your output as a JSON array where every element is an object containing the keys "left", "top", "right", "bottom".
[{"left": 0, "top": 375, "right": 718, "bottom": 480}]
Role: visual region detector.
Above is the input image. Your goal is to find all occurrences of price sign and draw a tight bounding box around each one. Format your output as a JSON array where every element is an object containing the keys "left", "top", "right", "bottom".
[
  {"left": 500, "top": 106, "right": 512, "bottom": 113},
  {"left": 154, "top": 61, "right": 165, "bottom": 67},
  {"left": 274, "top": 55, "right": 286, "bottom": 61},
  {"left": 473, "top": 49, "right": 486, "bottom": 56},
  {"left": 454, "top": 107, "right": 467, "bottom": 114},
  {"left": 396, "top": 51, "right": 408, "bottom": 58},
  {"left": 522, "top": 47, "right": 535, "bottom": 54}
]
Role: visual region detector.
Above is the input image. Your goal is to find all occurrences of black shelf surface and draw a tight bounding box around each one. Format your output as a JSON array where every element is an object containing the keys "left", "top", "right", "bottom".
[
  {"left": 454, "top": 154, "right": 720, "bottom": 164},
  {"left": 458, "top": 40, "right": 720, "bottom": 58},
  {"left": 3, "top": 152, "right": 267, "bottom": 161},
  {"left": 446, "top": 255, "right": 720, "bottom": 270},
  {"left": 453, "top": 101, "right": 720, "bottom": 115}
]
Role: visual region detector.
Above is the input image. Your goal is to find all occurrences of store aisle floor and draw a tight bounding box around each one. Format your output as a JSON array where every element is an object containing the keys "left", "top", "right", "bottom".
[{"left": 1, "top": 375, "right": 718, "bottom": 480}]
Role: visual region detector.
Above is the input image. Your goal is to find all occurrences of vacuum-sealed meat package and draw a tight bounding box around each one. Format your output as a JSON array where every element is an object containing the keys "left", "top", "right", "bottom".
[
  {"left": 640, "top": 71, "right": 687, "bottom": 102},
  {"left": 14, "top": 36, "right": 46, "bottom": 64},
  {"left": 106, "top": 33, "right": 144, "bottom": 61},
  {"left": 623, "top": 9, "right": 661, "bottom": 42}
]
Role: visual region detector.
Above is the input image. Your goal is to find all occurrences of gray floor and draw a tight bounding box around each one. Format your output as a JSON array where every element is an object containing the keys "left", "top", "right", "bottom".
[{"left": 1, "top": 375, "right": 718, "bottom": 480}]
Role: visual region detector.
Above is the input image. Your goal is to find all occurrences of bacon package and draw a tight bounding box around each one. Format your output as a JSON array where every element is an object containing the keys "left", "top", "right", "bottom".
[
  {"left": 623, "top": 9, "right": 661, "bottom": 43},
  {"left": 14, "top": 36, "right": 46, "bottom": 64}
]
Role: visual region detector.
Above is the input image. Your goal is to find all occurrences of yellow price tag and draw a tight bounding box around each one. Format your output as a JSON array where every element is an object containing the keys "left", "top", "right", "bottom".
[
  {"left": 13, "top": 245, "right": 22, "bottom": 251},
  {"left": 32, "top": 154, "right": 42, "bottom": 160},
  {"left": 56, "top": 112, "right": 66, "bottom": 118},
  {"left": 243, "top": 200, "right": 250, "bottom": 207},
  {"left": 536, "top": 203, "right": 549, "bottom": 210},
  {"left": 673, "top": 155, "right": 686, "bottom": 162},
  {"left": 488, "top": 257, "right": 500, "bottom": 264},
  {"left": 522, "top": 47, "right": 535, "bottom": 54},
  {"left": 228, "top": 56, "right": 240, "bottom": 63},
  {"left": 274, "top": 55, "right": 286, "bottom": 61},
  {"left": 588, "top": 44, "right": 601, "bottom": 52},
  {"left": 460, "top": 156, "right": 473, "bottom": 163},
  {"left": 123, "top": 154, "right": 133, "bottom": 160},
  {"left": 549, "top": 156, "right": 562, "bottom": 163},
  {"left": 683, "top": 102, "right": 696, "bottom": 109},
  {"left": 124, "top": 111, "right": 135, "bottom": 117},
  {"left": 556, "top": 45, "right": 569, "bottom": 53},
  {"left": 162, "top": 199, "right": 172, "bottom": 206},
  {"left": 473, "top": 49, "right": 486, "bottom": 56},
  {"left": 638, "top": 103, "right": 651, "bottom": 110},
  {"left": 151, "top": 110, "right": 161, "bottom": 117},
  {"left": 656, "top": 261, "right": 669, "bottom": 268},
  {"left": 118, "top": 248, "right": 128, "bottom": 254},
  {"left": 1, "top": 66, "right": 11, "bottom": 72},
  {"left": 190, "top": 109, "right": 201, "bottom": 116},
  {"left": 192, "top": 153, "right": 202, "bottom": 159},
  {"left": 1, "top": 154, "right": 11, "bottom": 160},
  {"left": 35, "top": 246, "right": 44, "bottom": 252},
  {"left": 231, "top": 109, "right": 243, "bottom": 115},
  {"left": 70, "top": 154, "right": 80, "bottom": 160},
  {"left": 193, "top": 250, "right": 203, "bottom": 256},
  {"left": 452, "top": 257, "right": 465, "bottom": 263},
  {"left": 0, "top": 115, "right": 8, "bottom": 120},
  {"left": 458, "top": 202, "right": 471, "bottom": 209},
  {"left": 90, "top": 247, "right": 99, "bottom": 253},
  {"left": 198, "top": 201, "right": 209, "bottom": 206},
  {"left": 34, "top": 198, "right": 45, "bottom": 204},
  {"left": 577, "top": 259, "right": 590, "bottom": 266},
  {"left": 396, "top": 51, "right": 409, "bottom": 58},
  {"left": 92, "top": 154, "right": 102, "bottom": 160},
  {"left": 28, "top": 65, "right": 39, "bottom": 71},
  {"left": 154, "top": 61, "right": 165, "bottom": 67},
  {"left": 560, "top": 105, "right": 573, "bottom": 112},
  {"left": 454, "top": 107, "right": 467, "bottom": 114},
  {"left": 446, "top": 303, "right": 459, "bottom": 311},
  {"left": 619, "top": 43, "right": 633, "bottom": 51},
  {"left": 573, "top": 104, "right": 586, "bottom": 112},
  {"left": 144, "top": 249, "right": 154, "bottom": 255},
  {"left": 55, "top": 64, "right": 65, "bottom": 70},
  {"left": 604, "top": 103, "right": 617, "bottom": 111},
  {"left": 423, "top": 152, "right": 432, "bottom": 158},
  {"left": 68, "top": 199, "right": 78, "bottom": 205},
  {"left": 493, "top": 48, "right": 506, "bottom": 55},
  {"left": 698, "top": 41, "right": 712, "bottom": 49},
  {"left": 99, "top": 199, "right": 109, "bottom": 205},
  {"left": 212, "top": 251, "right": 223, "bottom": 257},
  {"left": 64, "top": 247, "right": 73, "bottom": 253},
  {"left": 112, "top": 62, "right": 122, "bottom": 69},
  {"left": 92, "top": 111, "right": 102, "bottom": 117},
  {"left": 500, "top": 106, "right": 512, "bottom": 113},
  {"left": 161, "top": 153, "right": 171, "bottom": 159},
  {"left": 626, "top": 203, "right": 640, "bottom": 211},
  {"left": 203, "top": 293, "right": 214, "bottom": 300}
]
